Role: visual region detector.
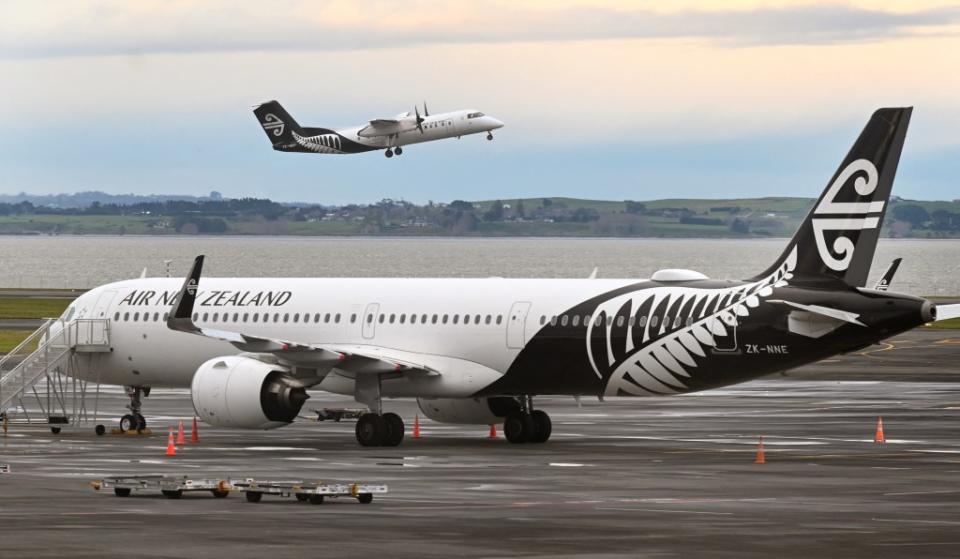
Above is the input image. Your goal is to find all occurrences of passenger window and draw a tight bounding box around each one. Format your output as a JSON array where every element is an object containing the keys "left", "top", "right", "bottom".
[
  {"left": 214, "top": 313, "right": 220, "bottom": 322},
  {"left": 639, "top": 316, "right": 647, "bottom": 327},
  {"left": 274, "top": 313, "right": 280, "bottom": 322},
  {"left": 561, "top": 315, "right": 568, "bottom": 326},
  {"left": 253, "top": 313, "right": 259, "bottom": 323},
  {"left": 550, "top": 316, "right": 558, "bottom": 326},
  {"left": 628, "top": 316, "right": 635, "bottom": 327},
  {"left": 410, "top": 314, "right": 417, "bottom": 324},
  {"left": 325, "top": 313, "right": 331, "bottom": 323},
  {"left": 163, "top": 312, "right": 169, "bottom": 321},
  {"left": 442, "top": 314, "right": 448, "bottom": 324},
  {"left": 192, "top": 312, "right": 198, "bottom": 321},
  {"left": 400, "top": 314, "right": 406, "bottom": 324},
  {"left": 474, "top": 314, "right": 481, "bottom": 324},
  {"left": 243, "top": 313, "right": 249, "bottom": 322},
  {"left": 283, "top": 313, "right": 289, "bottom": 323},
  {"left": 379, "top": 314, "right": 385, "bottom": 324},
  {"left": 496, "top": 315, "right": 503, "bottom": 325},
  {"left": 685, "top": 316, "right": 693, "bottom": 327},
  {"left": 232, "top": 313, "right": 238, "bottom": 322},
  {"left": 432, "top": 315, "right": 438, "bottom": 324},
  {"left": 616, "top": 316, "right": 624, "bottom": 327},
  {"left": 153, "top": 312, "right": 159, "bottom": 321},
  {"left": 673, "top": 316, "right": 682, "bottom": 328},
  {"left": 389, "top": 314, "right": 395, "bottom": 324},
  {"left": 335, "top": 313, "right": 341, "bottom": 323},
  {"left": 114, "top": 312, "right": 120, "bottom": 321},
  {"left": 539, "top": 315, "right": 545, "bottom": 325},
  {"left": 572, "top": 315, "right": 580, "bottom": 327},
  {"left": 293, "top": 313, "right": 299, "bottom": 323},
  {"left": 650, "top": 316, "right": 659, "bottom": 328},
  {"left": 315, "top": 313, "right": 321, "bottom": 322},
  {"left": 421, "top": 313, "right": 427, "bottom": 323},
  {"left": 351, "top": 313, "right": 357, "bottom": 323},
  {"left": 453, "top": 315, "right": 459, "bottom": 324},
  {"left": 584, "top": 314, "right": 591, "bottom": 325},
  {"left": 487, "top": 315, "right": 492, "bottom": 325}
]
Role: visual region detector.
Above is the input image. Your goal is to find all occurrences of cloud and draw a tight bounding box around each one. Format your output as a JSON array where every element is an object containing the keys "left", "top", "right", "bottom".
[{"left": 2, "top": 1, "right": 959, "bottom": 58}]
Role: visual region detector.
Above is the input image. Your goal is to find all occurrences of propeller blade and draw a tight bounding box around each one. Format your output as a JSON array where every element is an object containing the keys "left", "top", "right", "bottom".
[
  {"left": 423, "top": 101, "right": 429, "bottom": 117},
  {"left": 415, "top": 106, "right": 424, "bottom": 133}
]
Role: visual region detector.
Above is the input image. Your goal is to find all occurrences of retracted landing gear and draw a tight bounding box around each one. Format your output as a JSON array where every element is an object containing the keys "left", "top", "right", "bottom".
[
  {"left": 120, "top": 386, "right": 149, "bottom": 432},
  {"left": 353, "top": 374, "right": 404, "bottom": 447},
  {"left": 503, "top": 396, "right": 551, "bottom": 444}
]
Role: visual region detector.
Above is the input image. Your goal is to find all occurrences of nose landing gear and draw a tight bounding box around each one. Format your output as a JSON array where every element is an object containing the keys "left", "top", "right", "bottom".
[
  {"left": 503, "top": 396, "right": 551, "bottom": 444},
  {"left": 487, "top": 132, "right": 494, "bottom": 141}
]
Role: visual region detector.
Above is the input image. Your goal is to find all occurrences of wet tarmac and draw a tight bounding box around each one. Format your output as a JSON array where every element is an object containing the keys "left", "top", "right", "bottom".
[{"left": 1, "top": 329, "right": 959, "bottom": 558}]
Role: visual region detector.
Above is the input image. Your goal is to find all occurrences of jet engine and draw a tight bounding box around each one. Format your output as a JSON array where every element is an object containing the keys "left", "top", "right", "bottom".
[
  {"left": 417, "top": 396, "right": 520, "bottom": 425},
  {"left": 191, "top": 356, "right": 309, "bottom": 430}
]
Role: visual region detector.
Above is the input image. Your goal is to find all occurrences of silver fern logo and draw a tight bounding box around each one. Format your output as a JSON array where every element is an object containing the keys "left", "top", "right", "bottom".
[
  {"left": 812, "top": 159, "right": 882, "bottom": 271},
  {"left": 293, "top": 131, "right": 342, "bottom": 153},
  {"left": 587, "top": 247, "right": 796, "bottom": 396},
  {"left": 261, "top": 114, "right": 285, "bottom": 137}
]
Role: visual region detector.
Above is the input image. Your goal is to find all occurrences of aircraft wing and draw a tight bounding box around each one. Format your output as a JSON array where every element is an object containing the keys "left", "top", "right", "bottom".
[
  {"left": 935, "top": 304, "right": 960, "bottom": 322},
  {"left": 166, "top": 255, "right": 437, "bottom": 377},
  {"left": 767, "top": 300, "right": 866, "bottom": 326},
  {"left": 357, "top": 116, "right": 417, "bottom": 138}
]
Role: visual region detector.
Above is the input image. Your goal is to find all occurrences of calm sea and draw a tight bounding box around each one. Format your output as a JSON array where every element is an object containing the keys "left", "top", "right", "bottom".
[{"left": 1, "top": 236, "right": 957, "bottom": 295}]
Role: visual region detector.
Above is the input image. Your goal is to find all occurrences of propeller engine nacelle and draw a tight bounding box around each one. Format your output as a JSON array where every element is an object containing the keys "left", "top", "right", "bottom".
[
  {"left": 417, "top": 396, "right": 520, "bottom": 425},
  {"left": 191, "top": 356, "right": 309, "bottom": 430}
]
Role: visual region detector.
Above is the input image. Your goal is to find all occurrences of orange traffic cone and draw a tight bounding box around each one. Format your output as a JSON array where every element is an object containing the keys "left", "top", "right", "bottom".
[
  {"left": 874, "top": 417, "right": 886, "bottom": 443},
  {"left": 488, "top": 424, "right": 497, "bottom": 439},
  {"left": 165, "top": 428, "right": 177, "bottom": 457},
  {"left": 412, "top": 415, "right": 421, "bottom": 439},
  {"left": 176, "top": 420, "right": 186, "bottom": 446},
  {"left": 754, "top": 436, "right": 766, "bottom": 464},
  {"left": 190, "top": 417, "right": 199, "bottom": 444}
]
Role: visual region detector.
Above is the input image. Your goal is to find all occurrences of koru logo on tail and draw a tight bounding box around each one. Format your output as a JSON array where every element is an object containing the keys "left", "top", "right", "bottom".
[
  {"left": 261, "top": 113, "right": 285, "bottom": 136},
  {"left": 812, "top": 159, "right": 882, "bottom": 271},
  {"left": 186, "top": 278, "right": 198, "bottom": 296}
]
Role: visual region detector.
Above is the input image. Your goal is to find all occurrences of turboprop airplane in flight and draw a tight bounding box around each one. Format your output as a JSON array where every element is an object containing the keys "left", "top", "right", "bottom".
[
  {"left": 45, "top": 107, "right": 960, "bottom": 448},
  {"left": 253, "top": 101, "right": 504, "bottom": 158}
]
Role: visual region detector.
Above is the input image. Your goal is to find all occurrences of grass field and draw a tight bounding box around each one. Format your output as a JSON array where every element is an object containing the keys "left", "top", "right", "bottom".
[
  {"left": 0, "top": 330, "right": 39, "bottom": 353},
  {"left": 0, "top": 298, "right": 72, "bottom": 319}
]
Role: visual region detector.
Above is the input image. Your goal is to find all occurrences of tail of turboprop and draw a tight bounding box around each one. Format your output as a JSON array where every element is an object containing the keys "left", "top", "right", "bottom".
[
  {"left": 751, "top": 107, "right": 912, "bottom": 287},
  {"left": 253, "top": 100, "right": 303, "bottom": 149}
]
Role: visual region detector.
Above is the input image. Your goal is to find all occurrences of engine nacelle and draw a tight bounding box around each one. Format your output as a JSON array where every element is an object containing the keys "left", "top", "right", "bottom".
[
  {"left": 191, "top": 356, "right": 309, "bottom": 430},
  {"left": 417, "top": 396, "right": 520, "bottom": 425}
]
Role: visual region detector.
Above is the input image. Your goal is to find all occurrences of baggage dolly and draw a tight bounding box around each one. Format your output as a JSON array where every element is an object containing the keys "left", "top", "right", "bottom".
[
  {"left": 230, "top": 479, "right": 388, "bottom": 505},
  {"left": 91, "top": 475, "right": 231, "bottom": 499}
]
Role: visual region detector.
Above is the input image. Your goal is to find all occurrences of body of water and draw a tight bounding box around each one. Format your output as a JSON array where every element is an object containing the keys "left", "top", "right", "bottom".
[{"left": 1, "top": 236, "right": 957, "bottom": 295}]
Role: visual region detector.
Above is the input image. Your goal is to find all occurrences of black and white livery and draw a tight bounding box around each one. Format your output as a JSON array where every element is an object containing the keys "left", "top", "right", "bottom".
[
  {"left": 55, "top": 107, "right": 959, "bottom": 447},
  {"left": 253, "top": 101, "right": 504, "bottom": 158}
]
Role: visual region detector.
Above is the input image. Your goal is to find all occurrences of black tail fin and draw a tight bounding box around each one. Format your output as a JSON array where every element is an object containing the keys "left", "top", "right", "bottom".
[
  {"left": 752, "top": 107, "right": 912, "bottom": 287},
  {"left": 253, "top": 100, "right": 302, "bottom": 149}
]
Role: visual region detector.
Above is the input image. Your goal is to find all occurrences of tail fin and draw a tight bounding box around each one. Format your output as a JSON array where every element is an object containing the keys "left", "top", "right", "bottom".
[
  {"left": 253, "top": 100, "right": 302, "bottom": 149},
  {"left": 752, "top": 107, "right": 912, "bottom": 287}
]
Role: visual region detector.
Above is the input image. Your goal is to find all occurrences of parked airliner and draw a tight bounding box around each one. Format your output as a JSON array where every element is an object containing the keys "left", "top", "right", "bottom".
[
  {"left": 51, "top": 107, "right": 958, "bottom": 447},
  {"left": 254, "top": 101, "right": 504, "bottom": 158}
]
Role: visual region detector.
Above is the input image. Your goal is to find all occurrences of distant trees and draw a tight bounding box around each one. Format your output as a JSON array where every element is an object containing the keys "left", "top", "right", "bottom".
[
  {"left": 483, "top": 200, "right": 505, "bottom": 222},
  {"left": 892, "top": 204, "right": 930, "bottom": 227},
  {"left": 625, "top": 200, "right": 646, "bottom": 214}
]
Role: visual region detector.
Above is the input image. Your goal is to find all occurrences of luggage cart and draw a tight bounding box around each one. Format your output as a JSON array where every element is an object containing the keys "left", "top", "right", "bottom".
[
  {"left": 230, "top": 478, "right": 387, "bottom": 505},
  {"left": 91, "top": 475, "right": 231, "bottom": 499}
]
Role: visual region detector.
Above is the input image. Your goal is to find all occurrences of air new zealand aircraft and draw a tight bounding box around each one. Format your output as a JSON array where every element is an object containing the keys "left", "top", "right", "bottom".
[{"left": 47, "top": 107, "right": 960, "bottom": 447}]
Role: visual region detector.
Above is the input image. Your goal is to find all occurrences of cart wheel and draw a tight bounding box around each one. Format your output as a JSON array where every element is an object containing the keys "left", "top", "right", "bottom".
[
  {"left": 162, "top": 489, "right": 183, "bottom": 499},
  {"left": 357, "top": 493, "right": 373, "bottom": 504},
  {"left": 295, "top": 493, "right": 309, "bottom": 502},
  {"left": 50, "top": 427, "right": 61, "bottom": 435},
  {"left": 245, "top": 491, "right": 263, "bottom": 503},
  {"left": 114, "top": 488, "right": 132, "bottom": 497},
  {"left": 95, "top": 425, "right": 106, "bottom": 436},
  {"left": 211, "top": 490, "right": 229, "bottom": 498},
  {"left": 309, "top": 495, "right": 325, "bottom": 505}
]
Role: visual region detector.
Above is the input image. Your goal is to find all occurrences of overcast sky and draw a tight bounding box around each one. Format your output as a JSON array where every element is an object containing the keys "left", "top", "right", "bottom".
[{"left": 1, "top": 0, "right": 958, "bottom": 203}]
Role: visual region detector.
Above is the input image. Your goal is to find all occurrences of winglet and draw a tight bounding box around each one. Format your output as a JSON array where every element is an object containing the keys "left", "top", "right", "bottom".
[
  {"left": 167, "top": 255, "right": 204, "bottom": 333},
  {"left": 874, "top": 258, "right": 902, "bottom": 291}
]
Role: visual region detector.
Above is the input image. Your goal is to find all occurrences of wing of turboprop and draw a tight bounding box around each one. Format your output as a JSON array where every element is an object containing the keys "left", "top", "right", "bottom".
[
  {"left": 166, "top": 255, "right": 439, "bottom": 378},
  {"left": 767, "top": 299, "right": 867, "bottom": 326}
]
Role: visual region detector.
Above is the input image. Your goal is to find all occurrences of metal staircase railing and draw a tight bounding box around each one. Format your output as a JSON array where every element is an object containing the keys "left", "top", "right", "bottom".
[{"left": 0, "top": 318, "right": 111, "bottom": 422}]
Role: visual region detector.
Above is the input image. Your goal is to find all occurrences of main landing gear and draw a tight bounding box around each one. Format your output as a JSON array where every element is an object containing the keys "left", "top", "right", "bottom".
[
  {"left": 503, "top": 396, "right": 551, "bottom": 444},
  {"left": 353, "top": 374, "right": 404, "bottom": 447},
  {"left": 120, "top": 386, "right": 149, "bottom": 432},
  {"left": 385, "top": 146, "right": 403, "bottom": 158}
]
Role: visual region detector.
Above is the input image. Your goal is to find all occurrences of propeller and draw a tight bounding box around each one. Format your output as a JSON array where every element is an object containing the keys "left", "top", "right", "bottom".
[
  {"left": 423, "top": 102, "right": 429, "bottom": 117},
  {"left": 415, "top": 105, "right": 425, "bottom": 134}
]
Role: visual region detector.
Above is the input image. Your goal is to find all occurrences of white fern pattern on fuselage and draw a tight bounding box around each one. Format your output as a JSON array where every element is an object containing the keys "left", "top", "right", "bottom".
[
  {"left": 586, "top": 247, "right": 797, "bottom": 396},
  {"left": 293, "top": 131, "right": 343, "bottom": 153}
]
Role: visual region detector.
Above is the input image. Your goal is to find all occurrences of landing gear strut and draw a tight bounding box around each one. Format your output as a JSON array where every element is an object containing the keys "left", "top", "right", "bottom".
[
  {"left": 120, "top": 386, "right": 149, "bottom": 432},
  {"left": 503, "top": 395, "right": 551, "bottom": 444},
  {"left": 353, "top": 374, "right": 404, "bottom": 447}
]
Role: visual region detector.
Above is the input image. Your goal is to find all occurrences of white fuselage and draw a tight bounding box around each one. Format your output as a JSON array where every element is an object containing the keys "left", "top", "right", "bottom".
[
  {"left": 342, "top": 109, "right": 503, "bottom": 149},
  {"left": 66, "top": 276, "right": 637, "bottom": 396}
]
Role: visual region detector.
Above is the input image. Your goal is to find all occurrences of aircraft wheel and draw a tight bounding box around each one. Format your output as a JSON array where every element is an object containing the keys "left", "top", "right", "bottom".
[
  {"left": 162, "top": 489, "right": 183, "bottom": 499},
  {"left": 384, "top": 149, "right": 393, "bottom": 158},
  {"left": 50, "top": 427, "right": 61, "bottom": 435},
  {"left": 394, "top": 146, "right": 403, "bottom": 155},
  {"left": 211, "top": 490, "right": 229, "bottom": 498},
  {"left": 119, "top": 414, "right": 137, "bottom": 432},
  {"left": 357, "top": 493, "right": 374, "bottom": 504},
  {"left": 530, "top": 410, "right": 552, "bottom": 443},
  {"left": 504, "top": 412, "right": 534, "bottom": 444},
  {"left": 356, "top": 413, "right": 387, "bottom": 447},
  {"left": 295, "top": 493, "right": 310, "bottom": 502},
  {"left": 245, "top": 491, "right": 263, "bottom": 503},
  {"left": 487, "top": 132, "right": 493, "bottom": 140},
  {"left": 95, "top": 424, "right": 106, "bottom": 436},
  {"left": 114, "top": 488, "right": 131, "bottom": 497},
  {"left": 135, "top": 414, "right": 147, "bottom": 431},
  {"left": 381, "top": 412, "right": 405, "bottom": 447},
  {"left": 309, "top": 495, "right": 325, "bottom": 505}
]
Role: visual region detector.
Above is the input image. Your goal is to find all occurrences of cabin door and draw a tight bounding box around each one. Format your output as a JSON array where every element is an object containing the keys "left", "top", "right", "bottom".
[{"left": 506, "top": 301, "right": 532, "bottom": 349}]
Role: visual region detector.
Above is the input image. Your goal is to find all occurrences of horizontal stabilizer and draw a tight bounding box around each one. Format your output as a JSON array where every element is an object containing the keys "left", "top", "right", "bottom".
[{"left": 768, "top": 299, "right": 866, "bottom": 326}]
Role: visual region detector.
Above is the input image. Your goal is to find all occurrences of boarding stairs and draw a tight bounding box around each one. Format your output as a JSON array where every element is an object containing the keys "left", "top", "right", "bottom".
[{"left": 0, "top": 318, "right": 111, "bottom": 429}]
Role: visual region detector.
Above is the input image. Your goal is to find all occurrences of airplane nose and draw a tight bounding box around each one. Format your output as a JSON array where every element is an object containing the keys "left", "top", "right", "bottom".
[{"left": 489, "top": 117, "right": 504, "bottom": 130}]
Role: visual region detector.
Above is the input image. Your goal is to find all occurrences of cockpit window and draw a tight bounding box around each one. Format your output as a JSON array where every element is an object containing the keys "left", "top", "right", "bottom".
[
  {"left": 62, "top": 305, "right": 76, "bottom": 322},
  {"left": 467, "top": 112, "right": 484, "bottom": 119}
]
